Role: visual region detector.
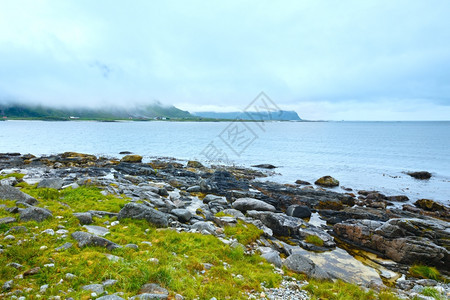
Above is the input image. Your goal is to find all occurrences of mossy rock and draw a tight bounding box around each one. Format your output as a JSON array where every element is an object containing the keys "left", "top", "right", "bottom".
[
  {"left": 415, "top": 199, "right": 446, "bottom": 212},
  {"left": 61, "top": 152, "right": 97, "bottom": 161},
  {"left": 121, "top": 154, "right": 143, "bottom": 163},
  {"left": 315, "top": 176, "right": 339, "bottom": 187},
  {"left": 187, "top": 160, "right": 204, "bottom": 168}
]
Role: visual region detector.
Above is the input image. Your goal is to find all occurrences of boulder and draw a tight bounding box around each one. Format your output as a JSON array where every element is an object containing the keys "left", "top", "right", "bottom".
[
  {"left": 191, "top": 221, "right": 216, "bottom": 234},
  {"left": 73, "top": 212, "right": 93, "bottom": 225},
  {"left": 314, "top": 176, "right": 339, "bottom": 187},
  {"left": 387, "top": 195, "right": 409, "bottom": 202},
  {"left": 334, "top": 218, "right": 449, "bottom": 268},
  {"left": 20, "top": 206, "right": 52, "bottom": 222},
  {"left": 187, "top": 160, "right": 204, "bottom": 168},
  {"left": 319, "top": 206, "right": 390, "bottom": 224},
  {"left": 120, "top": 155, "right": 143, "bottom": 163},
  {"left": 118, "top": 203, "right": 169, "bottom": 227},
  {"left": 37, "top": 178, "right": 64, "bottom": 190},
  {"left": 0, "top": 217, "right": 16, "bottom": 224},
  {"left": 171, "top": 209, "right": 192, "bottom": 223},
  {"left": 221, "top": 208, "right": 245, "bottom": 219},
  {"left": 414, "top": 199, "right": 447, "bottom": 212},
  {"left": 82, "top": 284, "right": 104, "bottom": 294},
  {"left": 232, "top": 198, "right": 276, "bottom": 212},
  {"left": 72, "top": 231, "right": 121, "bottom": 251},
  {"left": 261, "top": 251, "right": 282, "bottom": 268},
  {"left": 247, "top": 211, "right": 305, "bottom": 237},
  {"left": 283, "top": 253, "right": 332, "bottom": 280},
  {"left": 139, "top": 283, "right": 169, "bottom": 297},
  {"left": 406, "top": 171, "right": 432, "bottom": 180},
  {"left": 0, "top": 185, "right": 38, "bottom": 205},
  {"left": 295, "top": 179, "right": 311, "bottom": 185},
  {"left": 286, "top": 205, "right": 311, "bottom": 219}
]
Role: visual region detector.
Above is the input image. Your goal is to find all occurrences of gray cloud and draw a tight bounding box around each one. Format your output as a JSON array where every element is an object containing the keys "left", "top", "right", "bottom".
[{"left": 0, "top": 0, "right": 449, "bottom": 119}]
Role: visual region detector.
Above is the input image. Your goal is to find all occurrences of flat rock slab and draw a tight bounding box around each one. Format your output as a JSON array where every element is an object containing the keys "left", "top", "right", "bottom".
[
  {"left": 232, "top": 198, "right": 276, "bottom": 212},
  {"left": 83, "top": 225, "right": 110, "bottom": 237},
  {"left": 72, "top": 231, "right": 121, "bottom": 251},
  {"left": 20, "top": 207, "right": 52, "bottom": 222},
  {"left": 0, "top": 217, "right": 16, "bottom": 224},
  {"left": 0, "top": 185, "right": 38, "bottom": 205},
  {"left": 118, "top": 203, "right": 168, "bottom": 227},
  {"left": 37, "top": 178, "right": 64, "bottom": 189}
]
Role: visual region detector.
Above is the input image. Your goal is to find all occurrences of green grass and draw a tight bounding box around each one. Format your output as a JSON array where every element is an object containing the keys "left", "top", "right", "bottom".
[
  {"left": 409, "top": 264, "right": 442, "bottom": 281},
  {"left": 305, "top": 234, "right": 324, "bottom": 247},
  {"left": 420, "top": 287, "right": 445, "bottom": 300},
  {"left": 223, "top": 220, "right": 263, "bottom": 245},
  {"left": 0, "top": 172, "right": 25, "bottom": 180}
]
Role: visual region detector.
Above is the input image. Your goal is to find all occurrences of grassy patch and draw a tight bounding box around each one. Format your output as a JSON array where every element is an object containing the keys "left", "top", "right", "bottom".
[
  {"left": 409, "top": 264, "right": 442, "bottom": 281},
  {"left": 303, "top": 279, "right": 399, "bottom": 300},
  {"left": 214, "top": 211, "right": 233, "bottom": 217},
  {"left": 305, "top": 234, "right": 324, "bottom": 247},
  {"left": 0, "top": 172, "right": 25, "bottom": 181},
  {"left": 223, "top": 220, "right": 263, "bottom": 245}
]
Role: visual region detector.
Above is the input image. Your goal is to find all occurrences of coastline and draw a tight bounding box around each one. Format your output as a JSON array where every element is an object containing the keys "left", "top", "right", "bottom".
[{"left": 0, "top": 152, "right": 448, "bottom": 299}]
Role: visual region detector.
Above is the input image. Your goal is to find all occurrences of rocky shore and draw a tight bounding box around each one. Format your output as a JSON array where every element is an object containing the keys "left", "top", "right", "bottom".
[{"left": 0, "top": 152, "right": 449, "bottom": 299}]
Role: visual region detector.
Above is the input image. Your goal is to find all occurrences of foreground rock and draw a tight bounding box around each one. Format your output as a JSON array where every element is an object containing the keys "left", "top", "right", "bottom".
[
  {"left": 314, "top": 176, "right": 339, "bottom": 187},
  {"left": 71, "top": 231, "right": 121, "bottom": 250},
  {"left": 0, "top": 185, "right": 38, "bottom": 205},
  {"left": 283, "top": 253, "right": 332, "bottom": 280},
  {"left": 232, "top": 197, "right": 276, "bottom": 212},
  {"left": 20, "top": 206, "right": 52, "bottom": 222},
  {"left": 334, "top": 218, "right": 449, "bottom": 268},
  {"left": 118, "top": 203, "right": 169, "bottom": 227}
]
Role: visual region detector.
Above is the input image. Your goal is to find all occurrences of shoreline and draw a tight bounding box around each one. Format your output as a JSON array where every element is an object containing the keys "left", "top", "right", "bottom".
[{"left": 0, "top": 152, "right": 449, "bottom": 299}]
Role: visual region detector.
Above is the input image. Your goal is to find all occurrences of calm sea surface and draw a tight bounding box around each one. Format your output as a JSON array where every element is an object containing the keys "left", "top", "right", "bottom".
[{"left": 1, "top": 120, "right": 449, "bottom": 204}]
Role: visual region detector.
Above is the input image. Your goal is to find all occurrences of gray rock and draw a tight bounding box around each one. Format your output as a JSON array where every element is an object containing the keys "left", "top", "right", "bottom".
[
  {"left": 37, "top": 178, "right": 64, "bottom": 190},
  {"left": 82, "top": 283, "right": 104, "bottom": 294},
  {"left": 232, "top": 198, "right": 276, "bottom": 212},
  {"left": 102, "top": 279, "right": 118, "bottom": 287},
  {"left": 2, "top": 280, "right": 13, "bottom": 291},
  {"left": 0, "top": 177, "right": 18, "bottom": 186},
  {"left": 73, "top": 212, "right": 93, "bottom": 225},
  {"left": 261, "top": 251, "right": 282, "bottom": 268},
  {"left": 20, "top": 206, "right": 52, "bottom": 222},
  {"left": 203, "top": 194, "right": 225, "bottom": 204},
  {"left": 191, "top": 221, "right": 216, "bottom": 234},
  {"left": 135, "top": 283, "right": 168, "bottom": 299},
  {"left": 286, "top": 205, "right": 311, "bottom": 219},
  {"left": 83, "top": 225, "right": 110, "bottom": 237},
  {"left": 7, "top": 262, "right": 23, "bottom": 269},
  {"left": 220, "top": 209, "right": 245, "bottom": 219},
  {"left": 0, "top": 217, "right": 16, "bottom": 224},
  {"left": 55, "top": 242, "right": 73, "bottom": 251},
  {"left": 97, "top": 295, "right": 125, "bottom": 300},
  {"left": 71, "top": 231, "right": 121, "bottom": 251},
  {"left": 283, "top": 253, "right": 332, "bottom": 280},
  {"left": 118, "top": 203, "right": 169, "bottom": 227},
  {"left": 0, "top": 185, "right": 38, "bottom": 205},
  {"left": 186, "top": 185, "right": 201, "bottom": 193},
  {"left": 171, "top": 209, "right": 192, "bottom": 223},
  {"left": 248, "top": 211, "right": 305, "bottom": 236},
  {"left": 125, "top": 244, "right": 139, "bottom": 250}
]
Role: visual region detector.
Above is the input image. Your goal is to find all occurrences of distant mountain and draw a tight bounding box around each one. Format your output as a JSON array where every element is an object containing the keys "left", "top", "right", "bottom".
[
  {"left": 0, "top": 102, "right": 192, "bottom": 120},
  {"left": 193, "top": 110, "right": 301, "bottom": 121}
]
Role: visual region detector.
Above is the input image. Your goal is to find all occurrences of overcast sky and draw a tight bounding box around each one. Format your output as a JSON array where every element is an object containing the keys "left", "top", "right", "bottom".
[{"left": 0, "top": 0, "right": 449, "bottom": 120}]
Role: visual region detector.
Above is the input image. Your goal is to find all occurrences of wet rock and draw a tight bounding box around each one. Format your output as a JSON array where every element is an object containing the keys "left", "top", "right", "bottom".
[
  {"left": 71, "top": 231, "right": 121, "bottom": 251},
  {"left": 187, "top": 160, "right": 204, "bottom": 168},
  {"left": 20, "top": 206, "right": 52, "bottom": 222},
  {"left": 252, "top": 164, "right": 277, "bottom": 169},
  {"left": 120, "top": 155, "right": 143, "bottom": 163},
  {"left": 73, "top": 212, "right": 93, "bottom": 225},
  {"left": 37, "top": 178, "right": 64, "bottom": 190},
  {"left": 406, "top": 171, "right": 432, "bottom": 180},
  {"left": 0, "top": 185, "right": 38, "bottom": 205},
  {"left": 415, "top": 199, "right": 447, "bottom": 212},
  {"left": 283, "top": 253, "right": 332, "bottom": 280},
  {"left": 315, "top": 176, "right": 339, "bottom": 187},
  {"left": 286, "top": 205, "right": 311, "bottom": 219},
  {"left": 295, "top": 179, "right": 311, "bottom": 185},
  {"left": 118, "top": 203, "right": 169, "bottom": 227},
  {"left": 387, "top": 195, "right": 409, "bottom": 202},
  {"left": 232, "top": 198, "right": 276, "bottom": 212}
]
